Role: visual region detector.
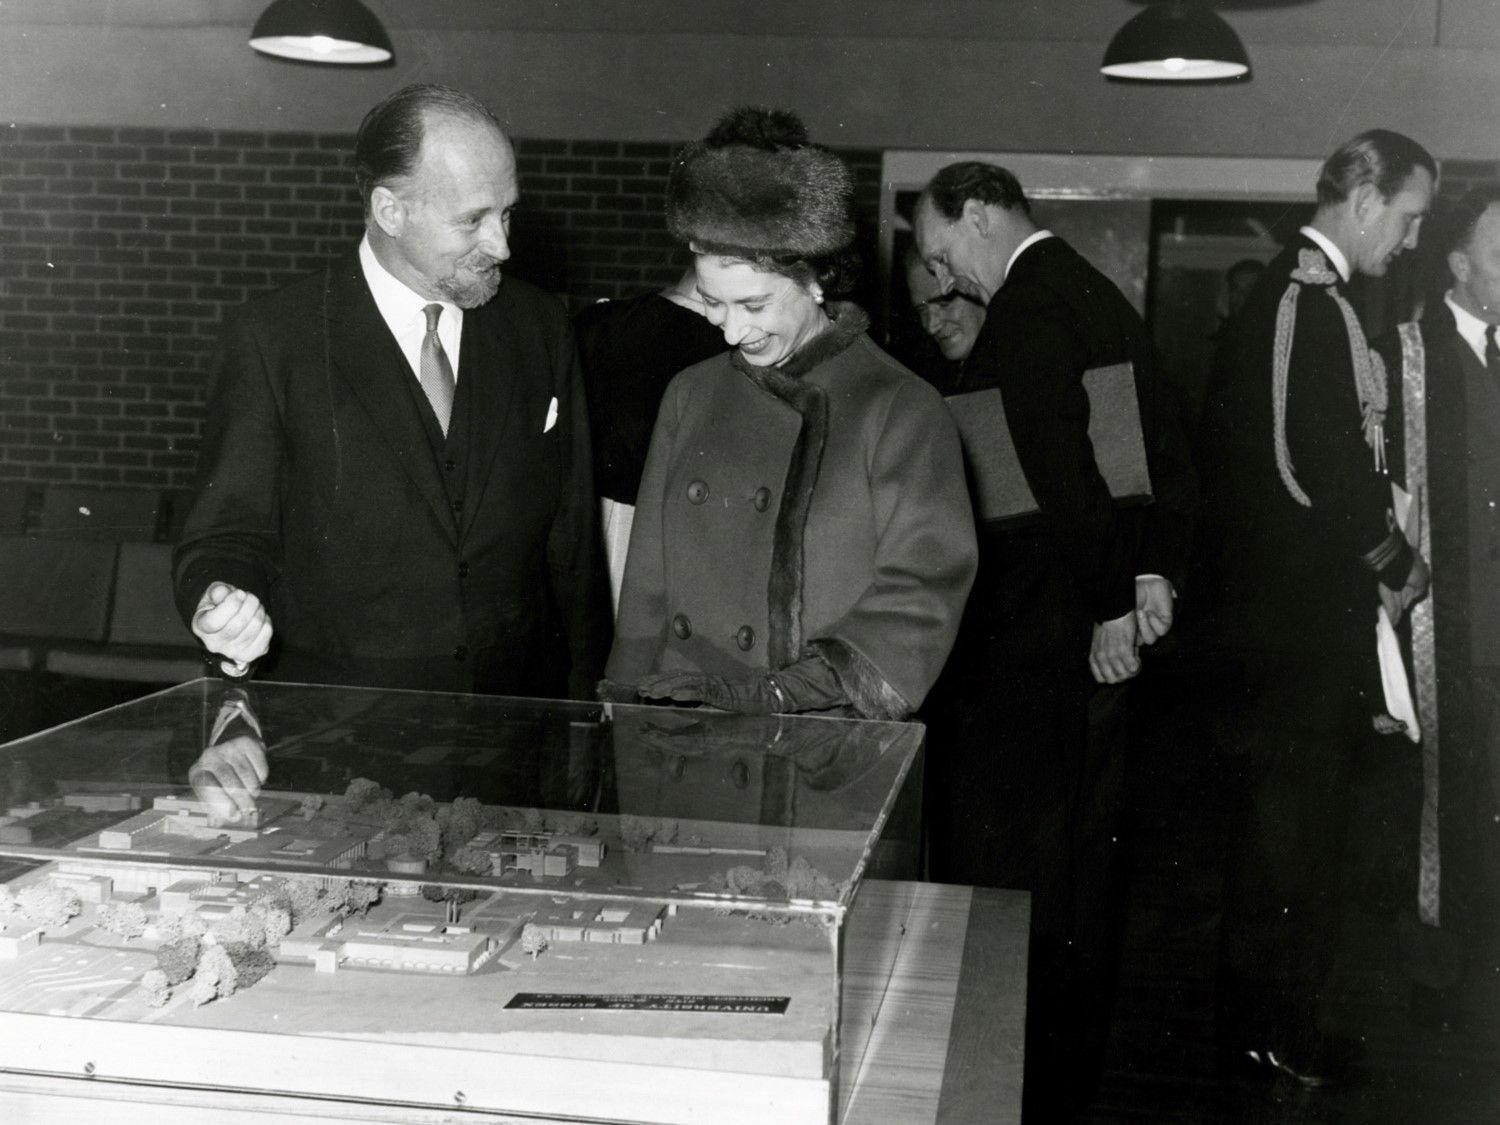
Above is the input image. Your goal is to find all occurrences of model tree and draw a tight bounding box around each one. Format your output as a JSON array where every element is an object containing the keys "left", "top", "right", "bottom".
[
  {"left": 407, "top": 816, "right": 442, "bottom": 862},
  {"left": 281, "top": 878, "right": 323, "bottom": 923},
  {"left": 156, "top": 935, "right": 202, "bottom": 986},
  {"left": 326, "top": 879, "right": 381, "bottom": 919},
  {"left": 520, "top": 923, "right": 548, "bottom": 960},
  {"left": 447, "top": 844, "right": 493, "bottom": 876},
  {"left": 223, "top": 941, "right": 275, "bottom": 990},
  {"left": 438, "top": 797, "right": 483, "bottom": 854},
  {"left": 342, "top": 778, "right": 388, "bottom": 814},
  {"left": 189, "top": 944, "right": 238, "bottom": 1006},
  {"left": 140, "top": 968, "right": 170, "bottom": 1008},
  {"left": 210, "top": 906, "right": 263, "bottom": 948},
  {"left": 16, "top": 883, "right": 82, "bottom": 931},
  {"left": 97, "top": 901, "right": 149, "bottom": 940},
  {"left": 251, "top": 900, "right": 292, "bottom": 944},
  {"left": 549, "top": 813, "right": 598, "bottom": 837}
]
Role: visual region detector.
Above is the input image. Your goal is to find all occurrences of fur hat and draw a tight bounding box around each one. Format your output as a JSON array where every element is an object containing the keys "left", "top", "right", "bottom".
[{"left": 666, "top": 107, "right": 855, "bottom": 260}]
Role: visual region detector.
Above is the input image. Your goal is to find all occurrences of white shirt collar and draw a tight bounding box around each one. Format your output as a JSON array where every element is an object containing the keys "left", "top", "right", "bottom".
[
  {"left": 1444, "top": 291, "right": 1496, "bottom": 366},
  {"left": 360, "top": 234, "right": 460, "bottom": 329},
  {"left": 358, "top": 234, "right": 462, "bottom": 376},
  {"left": 1299, "top": 226, "right": 1351, "bottom": 283},
  {"left": 1004, "top": 229, "right": 1055, "bottom": 283}
]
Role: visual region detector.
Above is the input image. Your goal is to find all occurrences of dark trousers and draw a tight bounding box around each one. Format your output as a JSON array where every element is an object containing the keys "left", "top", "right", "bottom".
[
  {"left": 925, "top": 667, "right": 1127, "bottom": 1120},
  {"left": 1213, "top": 652, "right": 1371, "bottom": 1055}
]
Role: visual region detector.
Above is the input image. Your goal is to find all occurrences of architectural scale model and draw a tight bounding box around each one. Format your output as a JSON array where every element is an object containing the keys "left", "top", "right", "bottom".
[{"left": 0, "top": 772, "right": 871, "bottom": 1125}]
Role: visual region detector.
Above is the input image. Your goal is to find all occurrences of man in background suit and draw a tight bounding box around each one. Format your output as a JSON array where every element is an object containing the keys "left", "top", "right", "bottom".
[
  {"left": 1376, "top": 183, "right": 1500, "bottom": 1025},
  {"left": 912, "top": 161, "right": 1197, "bottom": 1120},
  {"left": 174, "top": 84, "right": 607, "bottom": 700},
  {"left": 903, "top": 245, "right": 985, "bottom": 395},
  {"left": 1196, "top": 128, "right": 1435, "bottom": 1087}
]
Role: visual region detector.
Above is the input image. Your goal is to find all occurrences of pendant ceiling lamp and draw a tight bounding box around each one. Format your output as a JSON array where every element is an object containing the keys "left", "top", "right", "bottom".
[
  {"left": 1101, "top": 1, "right": 1250, "bottom": 81},
  {"left": 250, "top": 0, "right": 394, "bottom": 65}
]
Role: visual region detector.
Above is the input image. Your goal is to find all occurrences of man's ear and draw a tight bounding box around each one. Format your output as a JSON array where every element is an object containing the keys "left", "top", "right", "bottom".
[
  {"left": 962, "top": 198, "right": 991, "bottom": 238},
  {"left": 1350, "top": 181, "right": 1383, "bottom": 224},
  {"left": 1449, "top": 249, "right": 1471, "bottom": 286},
  {"left": 369, "top": 185, "right": 405, "bottom": 238}
]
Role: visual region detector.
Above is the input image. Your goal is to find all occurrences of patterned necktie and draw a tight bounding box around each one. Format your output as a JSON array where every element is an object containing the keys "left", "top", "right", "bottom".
[
  {"left": 420, "top": 303, "right": 456, "bottom": 436},
  {"left": 1486, "top": 324, "right": 1498, "bottom": 371}
]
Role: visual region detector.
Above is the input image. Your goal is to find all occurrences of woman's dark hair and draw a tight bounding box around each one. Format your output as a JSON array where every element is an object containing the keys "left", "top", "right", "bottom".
[
  {"left": 1315, "top": 129, "right": 1437, "bottom": 207},
  {"left": 923, "top": 161, "right": 1031, "bottom": 221},
  {"left": 353, "top": 84, "right": 501, "bottom": 211}
]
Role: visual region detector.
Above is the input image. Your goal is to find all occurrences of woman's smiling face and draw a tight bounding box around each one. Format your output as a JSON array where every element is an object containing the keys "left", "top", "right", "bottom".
[{"left": 694, "top": 254, "right": 827, "bottom": 367}]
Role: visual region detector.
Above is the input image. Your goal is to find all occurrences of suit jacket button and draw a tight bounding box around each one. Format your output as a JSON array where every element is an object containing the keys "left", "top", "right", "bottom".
[
  {"left": 753, "top": 487, "right": 771, "bottom": 512},
  {"left": 458, "top": 561, "right": 470, "bottom": 579},
  {"left": 686, "top": 480, "right": 709, "bottom": 504},
  {"left": 735, "top": 625, "right": 755, "bottom": 651},
  {"left": 453, "top": 645, "right": 469, "bottom": 661},
  {"left": 672, "top": 613, "right": 692, "bottom": 639},
  {"left": 444, "top": 459, "right": 458, "bottom": 473}
]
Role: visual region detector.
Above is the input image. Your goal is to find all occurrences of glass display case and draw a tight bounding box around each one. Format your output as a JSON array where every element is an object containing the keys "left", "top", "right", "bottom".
[{"left": 0, "top": 679, "right": 925, "bottom": 1124}]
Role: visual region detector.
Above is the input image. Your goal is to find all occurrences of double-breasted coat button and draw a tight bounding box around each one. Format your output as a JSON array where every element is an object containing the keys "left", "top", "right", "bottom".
[
  {"left": 686, "top": 480, "right": 709, "bottom": 504},
  {"left": 735, "top": 625, "right": 755, "bottom": 651},
  {"left": 752, "top": 487, "right": 771, "bottom": 512},
  {"left": 672, "top": 613, "right": 692, "bottom": 639},
  {"left": 453, "top": 645, "right": 469, "bottom": 661}
]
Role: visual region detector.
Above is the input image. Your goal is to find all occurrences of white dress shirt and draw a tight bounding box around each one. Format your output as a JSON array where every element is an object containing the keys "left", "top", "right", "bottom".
[
  {"left": 1004, "top": 229, "right": 1055, "bottom": 284},
  {"left": 358, "top": 234, "right": 463, "bottom": 386},
  {"left": 1299, "top": 226, "right": 1351, "bottom": 283},
  {"left": 1444, "top": 291, "right": 1495, "bottom": 367}
]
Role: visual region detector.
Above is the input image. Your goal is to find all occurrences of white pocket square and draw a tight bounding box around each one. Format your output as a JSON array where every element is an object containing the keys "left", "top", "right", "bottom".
[{"left": 544, "top": 396, "right": 559, "bottom": 433}]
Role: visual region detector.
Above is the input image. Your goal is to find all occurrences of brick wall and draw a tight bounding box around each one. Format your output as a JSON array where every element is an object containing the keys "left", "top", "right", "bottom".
[
  {"left": 5, "top": 123, "right": 1480, "bottom": 494},
  {"left": 0, "top": 126, "right": 882, "bottom": 490}
]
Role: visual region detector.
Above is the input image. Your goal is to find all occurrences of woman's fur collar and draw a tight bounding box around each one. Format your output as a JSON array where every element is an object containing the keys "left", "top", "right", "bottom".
[{"left": 730, "top": 301, "right": 868, "bottom": 388}]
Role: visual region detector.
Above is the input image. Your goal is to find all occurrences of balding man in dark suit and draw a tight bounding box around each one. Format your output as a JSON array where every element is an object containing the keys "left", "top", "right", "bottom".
[{"left": 174, "top": 84, "right": 607, "bottom": 699}]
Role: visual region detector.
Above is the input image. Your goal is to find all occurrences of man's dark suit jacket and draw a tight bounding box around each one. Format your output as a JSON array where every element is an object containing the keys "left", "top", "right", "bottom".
[
  {"left": 1195, "top": 233, "right": 1411, "bottom": 661},
  {"left": 173, "top": 249, "right": 609, "bottom": 699},
  {"left": 953, "top": 235, "right": 1198, "bottom": 674}
]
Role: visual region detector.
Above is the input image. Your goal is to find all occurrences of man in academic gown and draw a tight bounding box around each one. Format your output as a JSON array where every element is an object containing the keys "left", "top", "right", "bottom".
[{"left": 1375, "top": 183, "right": 1500, "bottom": 1026}]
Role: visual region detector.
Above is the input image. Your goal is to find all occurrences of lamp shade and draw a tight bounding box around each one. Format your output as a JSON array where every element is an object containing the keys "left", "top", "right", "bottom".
[
  {"left": 250, "top": 0, "right": 394, "bottom": 65},
  {"left": 1101, "top": 1, "right": 1250, "bottom": 81}
]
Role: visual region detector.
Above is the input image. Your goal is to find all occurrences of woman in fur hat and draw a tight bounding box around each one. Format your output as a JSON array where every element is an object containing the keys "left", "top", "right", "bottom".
[{"left": 603, "top": 108, "right": 977, "bottom": 720}]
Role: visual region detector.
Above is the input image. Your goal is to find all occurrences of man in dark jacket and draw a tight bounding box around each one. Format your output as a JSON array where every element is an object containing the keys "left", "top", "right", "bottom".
[
  {"left": 174, "top": 84, "right": 608, "bottom": 699},
  {"left": 1376, "top": 182, "right": 1500, "bottom": 1024},
  {"left": 1196, "top": 128, "right": 1435, "bottom": 1086},
  {"left": 912, "top": 161, "right": 1198, "bottom": 1120}
]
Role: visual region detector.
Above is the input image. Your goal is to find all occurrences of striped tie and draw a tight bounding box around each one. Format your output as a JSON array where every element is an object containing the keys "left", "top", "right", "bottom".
[{"left": 420, "top": 303, "right": 456, "bottom": 436}]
